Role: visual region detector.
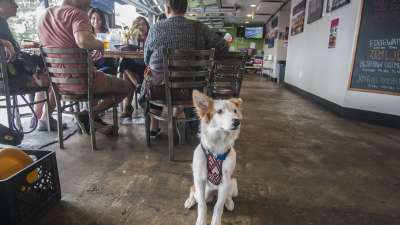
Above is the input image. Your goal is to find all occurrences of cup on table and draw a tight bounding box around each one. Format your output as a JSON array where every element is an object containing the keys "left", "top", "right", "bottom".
[{"left": 96, "top": 33, "right": 110, "bottom": 50}]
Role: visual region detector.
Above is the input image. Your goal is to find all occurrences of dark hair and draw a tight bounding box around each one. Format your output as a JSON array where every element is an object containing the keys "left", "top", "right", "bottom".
[
  {"left": 132, "top": 16, "right": 150, "bottom": 34},
  {"left": 166, "top": 0, "right": 187, "bottom": 14},
  {"left": 88, "top": 8, "right": 109, "bottom": 33},
  {"left": 157, "top": 13, "right": 167, "bottom": 21}
]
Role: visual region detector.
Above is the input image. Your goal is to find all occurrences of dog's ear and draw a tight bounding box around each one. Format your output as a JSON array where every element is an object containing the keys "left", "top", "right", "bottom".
[
  {"left": 193, "top": 90, "right": 213, "bottom": 118},
  {"left": 230, "top": 98, "right": 243, "bottom": 109}
]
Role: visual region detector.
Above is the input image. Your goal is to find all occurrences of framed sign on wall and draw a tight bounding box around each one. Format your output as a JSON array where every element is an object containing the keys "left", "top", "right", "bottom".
[
  {"left": 307, "top": 0, "right": 324, "bottom": 24},
  {"left": 349, "top": 0, "right": 400, "bottom": 95},
  {"left": 326, "top": 0, "right": 350, "bottom": 12},
  {"left": 291, "top": 0, "right": 306, "bottom": 36}
]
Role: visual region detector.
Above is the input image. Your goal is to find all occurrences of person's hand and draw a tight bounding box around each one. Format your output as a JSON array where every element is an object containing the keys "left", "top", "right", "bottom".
[
  {"left": 91, "top": 49, "right": 103, "bottom": 62},
  {"left": 1, "top": 40, "right": 16, "bottom": 62}
]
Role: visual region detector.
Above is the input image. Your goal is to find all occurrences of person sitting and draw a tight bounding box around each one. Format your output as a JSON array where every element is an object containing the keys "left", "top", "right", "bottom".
[
  {"left": 0, "top": 0, "right": 57, "bottom": 131},
  {"left": 143, "top": 0, "right": 228, "bottom": 138},
  {"left": 119, "top": 16, "right": 149, "bottom": 119},
  {"left": 88, "top": 7, "right": 117, "bottom": 75},
  {"left": 38, "top": 0, "right": 133, "bottom": 135}
]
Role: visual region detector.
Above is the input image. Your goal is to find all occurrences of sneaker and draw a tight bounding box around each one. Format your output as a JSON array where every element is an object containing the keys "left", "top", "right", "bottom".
[
  {"left": 94, "top": 117, "right": 116, "bottom": 136},
  {"left": 37, "top": 117, "right": 67, "bottom": 132},
  {"left": 150, "top": 128, "right": 161, "bottom": 139},
  {"left": 94, "top": 120, "right": 115, "bottom": 136}
]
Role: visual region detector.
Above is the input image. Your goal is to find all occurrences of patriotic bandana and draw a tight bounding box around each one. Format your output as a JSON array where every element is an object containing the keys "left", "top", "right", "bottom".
[{"left": 201, "top": 144, "right": 231, "bottom": 185}]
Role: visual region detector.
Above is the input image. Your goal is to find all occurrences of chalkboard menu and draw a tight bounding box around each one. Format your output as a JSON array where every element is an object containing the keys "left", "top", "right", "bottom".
[{"left": 349, "top": 0, "right": 400, "bottom": 94}]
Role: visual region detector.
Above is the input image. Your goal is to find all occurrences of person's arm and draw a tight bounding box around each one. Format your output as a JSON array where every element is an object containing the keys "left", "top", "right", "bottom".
[
  {"left": 71, "top": 10, "right": 103, "bottom": 50},
  {"left": 74, "top": 30, "right": 103, "bottom": 50},
  {"left": 144, "top": 25, "right": 155, "bottom": 66},
  {"left": 200, "top": 23, "right": 229, "bottom": 58},
  {"left": 0, "top": 39, "right": 16, "bottom": 62}
]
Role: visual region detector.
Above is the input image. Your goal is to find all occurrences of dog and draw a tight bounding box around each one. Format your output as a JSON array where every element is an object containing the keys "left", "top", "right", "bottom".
[{"left": 184, "top": 90, "right": 243, "bottom": 225}]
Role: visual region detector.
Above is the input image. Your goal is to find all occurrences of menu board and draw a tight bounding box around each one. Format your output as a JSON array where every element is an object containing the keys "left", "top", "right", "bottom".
[{"left": 349, "top": 0, "right": 400, "bottom": 94}]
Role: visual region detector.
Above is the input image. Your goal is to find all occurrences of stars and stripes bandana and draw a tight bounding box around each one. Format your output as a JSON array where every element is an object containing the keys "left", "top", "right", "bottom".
[{"left": 201, "top": 144, "right": 231, "bottom": 185}]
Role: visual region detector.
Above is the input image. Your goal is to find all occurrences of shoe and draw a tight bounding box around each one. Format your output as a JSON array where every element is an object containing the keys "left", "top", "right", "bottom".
[
  {"left": 94, "top": 117, "right": 116, "bottom": 136},
  {"left": 120, "top": 105, "right": 134, "bottom": 119},
  {"left": 150, "top": 128, "right": 161, "bottom": 139},
  {"left": 37, "top": 117, "right": 67, "bottom": 132},
  {"left": 94, "top": 121, "right": 115, "bottom": 136}
]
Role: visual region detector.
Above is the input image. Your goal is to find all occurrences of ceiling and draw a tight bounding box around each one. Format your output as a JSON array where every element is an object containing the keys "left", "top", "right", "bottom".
[{"left": 187, "top": 0, "right": 291, "bottom": 28}]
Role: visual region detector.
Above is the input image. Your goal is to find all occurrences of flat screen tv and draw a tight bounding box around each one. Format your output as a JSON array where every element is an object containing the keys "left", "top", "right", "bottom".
[{"left": 245, "top": 26, "right": 264, "bottom": 39}]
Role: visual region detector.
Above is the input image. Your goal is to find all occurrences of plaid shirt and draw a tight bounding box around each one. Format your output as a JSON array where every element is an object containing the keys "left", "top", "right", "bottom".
[{"left": 144, "top": 16, "right": 228, "bottom": 85}]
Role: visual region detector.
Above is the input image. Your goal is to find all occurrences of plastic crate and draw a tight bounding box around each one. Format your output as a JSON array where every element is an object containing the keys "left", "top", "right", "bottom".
[{"left": 0, "top": 150, "right": 61, "bottom": 225}]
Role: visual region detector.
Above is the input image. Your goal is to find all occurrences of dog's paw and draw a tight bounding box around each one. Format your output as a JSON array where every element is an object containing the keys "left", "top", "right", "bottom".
[
  {"left": 225, "top": 198, "right": 235, "bottom": 211},
  {"left": 232, "top": 178, "right": 238, "bottom": 198},
  {"left": 184, "top": 196, "right": 196, "bottom": 209}
]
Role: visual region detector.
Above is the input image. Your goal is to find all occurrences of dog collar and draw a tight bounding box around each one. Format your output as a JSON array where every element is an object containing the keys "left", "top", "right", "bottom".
[{"left": 201, "top": 143, "right": 231, "bottom": 161}]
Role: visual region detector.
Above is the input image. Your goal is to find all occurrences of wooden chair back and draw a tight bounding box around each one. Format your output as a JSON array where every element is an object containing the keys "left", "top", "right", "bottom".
[
  {"left": 211, "top": 52, "right": 246, "bottom": 98},
  {"left": 163, "top": 48, "right": 215, "bottom": 104},
  {"left": 40, "top": 47, "right": 93, "bottom": 99}
]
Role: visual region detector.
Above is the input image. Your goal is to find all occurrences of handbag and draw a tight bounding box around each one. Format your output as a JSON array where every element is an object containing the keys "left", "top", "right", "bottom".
[{"left": 0, "top": 123, "right": 24, "bottom": 146}]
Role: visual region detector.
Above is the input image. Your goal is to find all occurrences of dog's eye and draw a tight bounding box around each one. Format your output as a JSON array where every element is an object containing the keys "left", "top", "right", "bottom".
[
  {"left": 217, "top": 109, "right": 223, "bottom": 114},
  {"left": 234, "top": 109, "right": 237, "bottom": 114}
]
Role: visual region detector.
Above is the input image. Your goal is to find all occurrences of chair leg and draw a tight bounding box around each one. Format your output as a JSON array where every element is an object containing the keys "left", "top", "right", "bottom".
[
  {"left": 45, "top": 91, "right": 51, "bottom": 133},
  {"left": 167, "top": 107, "right": 174, "bottom": 161},
  {"left": 112, "top": 105, "right": 118, "bottom": 136},
  {"left": 88, "top": 103, "right": 97, "bottom": 151},
  {"left": 134, "top": 88, "right": 139, "bottom": 110},
  {"left": 13, "top": 96, "right": 22, "bottom": 131},
  {"left": 145, "top": 104, "right": 150, "bottom": 147},
  {"left": 5, "top": 94, "right": 13, "bottom": 129},
  {"left": 55, "top": 100, "right": 64, "bottom": 149}
]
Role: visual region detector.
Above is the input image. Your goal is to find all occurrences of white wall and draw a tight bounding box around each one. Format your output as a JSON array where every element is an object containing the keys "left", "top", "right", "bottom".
[
  {"left": 285, "top": 0, "right": 400, "bottom": 116},
  {"left": 263, "top": 10, "right": 291, "bottom": 78}
]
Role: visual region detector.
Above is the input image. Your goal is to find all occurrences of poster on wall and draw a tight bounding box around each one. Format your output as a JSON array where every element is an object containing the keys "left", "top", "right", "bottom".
[
  {"left": 307, "top": 0, "right": 324, "bottom": 24},
  {"left": 328, "top": 18, "right": 339, "bottom": 48},
  {"left": 349, "top": 0, "right": 400, "bottom": 94},
  {"left": 326, "top": 0, "right": 350, "bottom": 12},
  {"left": 291, "top": 0, "right": 306, "bottom": 36}
]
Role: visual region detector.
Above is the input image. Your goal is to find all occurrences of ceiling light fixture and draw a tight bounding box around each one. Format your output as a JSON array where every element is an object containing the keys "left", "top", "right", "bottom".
[
  {"left": 246, "top": 14, "right": 252, "bottom": 17},
  {"left": 250, "top": 4, "right": 256, "bottom": 7},
  {"left": 245, "top": 21, "right": 250, "bottom": 24}
]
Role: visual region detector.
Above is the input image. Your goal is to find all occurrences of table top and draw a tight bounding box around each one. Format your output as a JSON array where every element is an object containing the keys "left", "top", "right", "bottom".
[{"left": 104, "top": 50, "right": 144, "bottom": 59}]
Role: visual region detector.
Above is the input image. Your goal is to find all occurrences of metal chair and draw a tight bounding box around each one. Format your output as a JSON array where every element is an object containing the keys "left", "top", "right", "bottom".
[
  {"left": 209, "top": 52, "right": 246, "bottom": 99},
  {"left": 0, "top": 43, "right": 51, "bottom": 132},
  {"left": 40, "top": 47, "right": 118, "bottom": 151},
  {"left": 145, "top": 48, "right": 215, "bottom": 161}
]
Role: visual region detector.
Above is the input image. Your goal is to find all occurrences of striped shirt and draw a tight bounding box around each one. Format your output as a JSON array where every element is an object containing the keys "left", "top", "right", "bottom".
[{"left": 144, "top": 16, "right": 228, "bottom": 85}]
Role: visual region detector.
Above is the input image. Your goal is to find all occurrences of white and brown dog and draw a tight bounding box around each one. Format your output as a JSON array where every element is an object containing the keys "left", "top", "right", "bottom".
[{"left": 185, "top": 90, "right": 243, "bottom": 225}]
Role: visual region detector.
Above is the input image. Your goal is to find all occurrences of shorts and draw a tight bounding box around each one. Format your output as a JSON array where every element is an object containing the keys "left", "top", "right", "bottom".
[{"left": 119, "top": 59, "right": 145, "bottom": 83}]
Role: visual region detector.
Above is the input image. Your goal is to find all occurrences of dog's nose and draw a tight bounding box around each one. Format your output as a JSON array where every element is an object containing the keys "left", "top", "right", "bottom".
[{"left": 232, "top": 119, "right": 241, "bottom": 127}]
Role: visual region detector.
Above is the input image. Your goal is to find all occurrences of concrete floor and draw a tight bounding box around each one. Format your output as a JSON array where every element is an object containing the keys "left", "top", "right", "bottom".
[{"left": 37, "top": 74, "right": 400, "bottom": 225}]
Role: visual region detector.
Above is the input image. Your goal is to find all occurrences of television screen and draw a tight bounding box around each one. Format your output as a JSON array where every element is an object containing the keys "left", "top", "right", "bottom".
[{"left": 245, "top": 27, "right": 264, "bottom": 39}]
